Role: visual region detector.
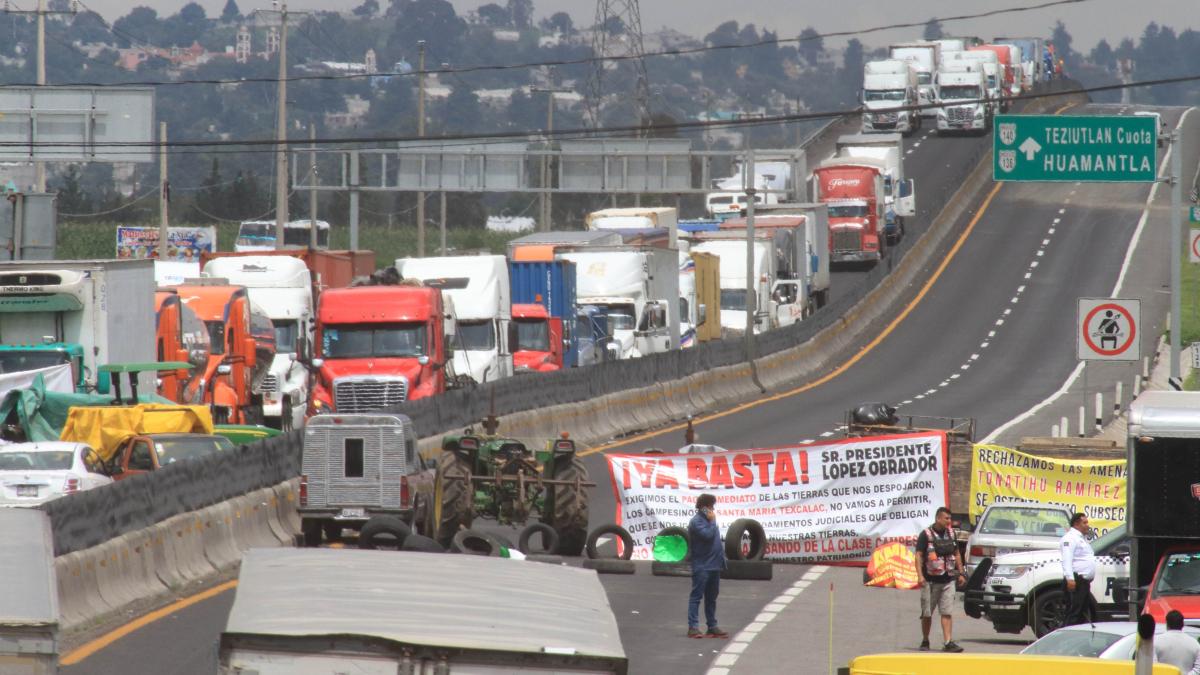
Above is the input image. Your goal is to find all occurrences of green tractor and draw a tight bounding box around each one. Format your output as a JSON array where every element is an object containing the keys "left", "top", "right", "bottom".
[{"left": 432, "top": 415, "right": 592, "bottom": 555}]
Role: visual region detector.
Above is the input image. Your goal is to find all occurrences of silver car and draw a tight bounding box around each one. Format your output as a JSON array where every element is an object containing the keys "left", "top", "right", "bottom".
[
  {"left": 1022, "top": 621, "right": 1200, "bottom": 660},
  {"left": 965, "top": 502, "right": 1072, "bottom": 575}
]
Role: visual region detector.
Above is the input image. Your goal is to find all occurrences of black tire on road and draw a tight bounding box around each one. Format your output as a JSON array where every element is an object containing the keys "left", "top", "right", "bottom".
[
  {"left": 582, "top": 558, "right": 636, "bottom": 574},
  {"left": 724, "top": 518, "right": 767, "bottom": 561},
  {"left": 1033, "top": 588, "right": 1069, "bottom": 638},
  {"left": 300, "top": 518, "right": 322, "bottom": 547},
  {"left": 586, "top": 523, "right": 634, "bottom": 560},
  {"left": 547, "top": 456, "right": 590, "bottom": 556},
  {"left": 655, "top": 526, "right": 691, "bottom": 562},
  {"left": 722, "top": 560, "right": 773, "bottom": 581},
  {"left": 433, "top": 450, "right": 474, "bottom": 548},
  {"left": 651, "top": 561, "right": 692, "bottom": 577},
  {"left": 401, "top": 533, "right": 446, "bottom": 554},
  {"left": 519, "top": 522, "right": 561, "bottom": 555},
  {"left": 451, "top": 529, "right": 501, "bottom": 556},
  {"left": 357, "top": 516, "right": 411, "bottom": 550}
]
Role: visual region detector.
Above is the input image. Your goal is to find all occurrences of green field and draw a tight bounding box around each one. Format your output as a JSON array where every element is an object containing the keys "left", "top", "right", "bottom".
[
  {"left": 56, "top": 221, "right": 527, "bottom": 264},
  {"left": 1180, "top": 242, "right": 1200, "bottom": 389}
]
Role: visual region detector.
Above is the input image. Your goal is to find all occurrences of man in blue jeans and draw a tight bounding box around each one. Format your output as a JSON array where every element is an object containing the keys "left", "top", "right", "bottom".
[{"left": 687, "top": 493, "right": 729, "bottom": 638}]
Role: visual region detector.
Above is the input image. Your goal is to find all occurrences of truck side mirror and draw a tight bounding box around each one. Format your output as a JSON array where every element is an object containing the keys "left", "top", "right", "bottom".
[
  {"left": 243, "top": 337, "right": 257, "bottom": 368},
  {"left": 310, "top": 358, "right": 325, "bottom": 369},
  {"left": 507, "top": 321, "right": 519, "bottom": 354}
]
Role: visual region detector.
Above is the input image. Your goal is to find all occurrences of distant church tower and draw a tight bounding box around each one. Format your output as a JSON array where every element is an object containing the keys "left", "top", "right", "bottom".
[
  {"left": 365, "top": 48, "right": 377, "bottom": 74},
  {"left": 266, "top": 26, "right": 279, "bottom": 55}
]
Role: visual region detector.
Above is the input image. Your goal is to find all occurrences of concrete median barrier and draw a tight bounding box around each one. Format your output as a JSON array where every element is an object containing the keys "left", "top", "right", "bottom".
[
  {"left": 200, "top": 502, "right": 242, "bottom": 570},
  {"left": 147, "top": 524, "right": 186, "bottom": 591},
  {"left": 272, "top": 480, "right": 301, "bottom": 537}
]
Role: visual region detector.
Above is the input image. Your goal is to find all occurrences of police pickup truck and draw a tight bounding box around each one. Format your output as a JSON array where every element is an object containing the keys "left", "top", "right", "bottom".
[{"left": 964, "top": 525, "right": 1131, "bottom": 638}]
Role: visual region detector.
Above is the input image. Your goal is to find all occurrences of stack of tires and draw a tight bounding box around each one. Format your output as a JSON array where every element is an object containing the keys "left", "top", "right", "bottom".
[{"left": 650, "top": 518, "right": 771, "bottom": 580}]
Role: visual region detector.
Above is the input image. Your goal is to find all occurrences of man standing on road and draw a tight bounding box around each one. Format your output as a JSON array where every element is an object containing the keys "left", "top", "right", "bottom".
[
  {"left": 916, "top": 507, "right": 965, "bottom": 652},
  {"left": 1154, "top": 610, "right": 1200, "bottom": 674},
  {"left": 1060, "top": 512, "right": 1096, "bottom": 627},
  {"left": 687, "top": 493, "right": 728, "bottom": 639}
]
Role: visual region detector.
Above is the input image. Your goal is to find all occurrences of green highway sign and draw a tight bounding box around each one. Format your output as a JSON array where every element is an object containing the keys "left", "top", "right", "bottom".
[
  {"left": 1191, "top": 206, "right": 1200, "bottom": 223},
  {"left": 993, "top": 115, "right": 1158, "bottom": 183}
]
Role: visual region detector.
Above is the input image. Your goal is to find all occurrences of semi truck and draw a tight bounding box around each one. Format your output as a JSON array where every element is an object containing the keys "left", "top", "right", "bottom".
[
  {"left": 706, "top": 158, "right": 798, "bottom": 219},
  {"left": 689, "top": 233, "right": 797, "bottom": 334},
  {"left": 509, "top": 259, "right": 578, "bottom": 371},
  {"left": 309, "top": 283, "right": 455, "bottom": 414},
  {"left": 218, "top": 548, "right": 629, "bottom": 674},
  {"left": 811, "top": 159, "right": 887, "bottom": 265},
  {"left": 395, "top": 255, "right": 513, "bottom": 385},
  {"left": 585, "top": 207, "right": 679, "bottom": 250},
  {"left": 556, "top": 247, "right": 679, "bottom": 360},
  {"left": 732, "top": 203, "right": 832, "bottom": 311},
  {"left": 887, "top": 41, "right": 942, "bottom": 117},
  {"left": 944, "top": 51, "right": 1001, "bottom": 112},
  {"left": 154, "top": 290, "right": 211, "bottom": 403},
  {"left": 834, "top": 133, "right": 916, "bottom": 242},
  {"left": 507, "top": 230, "right": 623, "bottom": 261},
  {"left": 234, "top": 219, "right": 330, "bottom": 252},
  {"left": 994, "top": 37, "right": 1045, "bottom": 89},
  {"left": 861, "top": 60, "right": 921, "bottom": 134},
  {"left": 0, "top": 259, "right": 156, "bottom": 394},
  {"left": 970, "top": 45, "right": 1017, "bottom": 101},
  {"left": 935, "top": 63, "right": 991, "bottom": 134}
]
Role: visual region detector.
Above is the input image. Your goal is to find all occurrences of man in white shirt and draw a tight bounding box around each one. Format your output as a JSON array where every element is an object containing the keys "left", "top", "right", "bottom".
[
  {"left": 1059, "top": 512, "right": 1095, "bottom": 626},
  {"left": 1156, "top": 610, "right": 1200, "bottom": 675}
]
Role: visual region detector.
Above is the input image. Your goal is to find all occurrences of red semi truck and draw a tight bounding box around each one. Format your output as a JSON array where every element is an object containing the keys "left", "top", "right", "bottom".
[
  {"left": 308, "top": 284, "right": 454, "bottom": 415},
  {"left": 811, "top": 160, "right": 887, "bottom": 265},
  {"left": 511, "top": 303, "right": 564, "bottom": 372}
]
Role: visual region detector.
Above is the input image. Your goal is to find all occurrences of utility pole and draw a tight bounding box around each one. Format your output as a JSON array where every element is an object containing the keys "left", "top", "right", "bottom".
[
  {"left": 158, "top": 122, "right": 168, "bottom": 259},
  {"left": 255, "top": 1, "right": 309, "bottom": 250},
  {"left": 531, "top": 86, "right": 569, "bottom": 232},
  {"left": 416, "top": 40, "right": 427, "bottom": 256},
  {"left": 4, "top": 0, "right": 77, "bottom": 192},
  {"left": 309, "top": 123, "right": 318, "bottom": 249}
]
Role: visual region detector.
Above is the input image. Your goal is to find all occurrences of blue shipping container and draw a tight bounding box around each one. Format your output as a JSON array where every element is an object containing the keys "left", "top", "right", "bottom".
[{"left": 509, "top": 260, "right": 578, "bottom": 367}]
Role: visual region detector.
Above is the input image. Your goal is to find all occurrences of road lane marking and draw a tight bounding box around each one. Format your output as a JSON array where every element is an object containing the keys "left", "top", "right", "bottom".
[
  {"left": 60, "top": 579, "right": 239, "bottom": 665},
  {"left": 580, "top": 180, "right": 1006, "bottom": 458},
  {"left": 1024, "top": 272, "right": 1032, "bottom": 279},
  {"left": 982, "top": 106, "right": 1190, "bottom": 444}
]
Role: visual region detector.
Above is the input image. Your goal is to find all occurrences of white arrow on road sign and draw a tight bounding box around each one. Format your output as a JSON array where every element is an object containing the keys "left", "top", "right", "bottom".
[
  {"left": 1078, "top": 297, "right": 1140, "bottom": 362},
  {"left": 1018, "top": 137, "right": 1042, "bottom": 161}
]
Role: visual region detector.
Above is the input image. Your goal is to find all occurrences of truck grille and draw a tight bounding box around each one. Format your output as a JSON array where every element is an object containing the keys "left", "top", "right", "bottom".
[
  {"left": 258, "top": 374, "right": 279, "bottom": 394},
  {"left": 948, "top": 106, "right": 973, "bottom": 123},
  {"left": 333, "top": 376, "right": 409, "bottom": 413},
  {"left": 832, "top": 230, "right": 861, "bottom": 252}
]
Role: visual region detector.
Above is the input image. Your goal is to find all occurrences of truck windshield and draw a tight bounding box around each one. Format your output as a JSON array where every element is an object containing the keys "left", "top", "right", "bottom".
[
  {"left": 323, "top": 323, "right": 426, "bottom": 358},
  {"left": 720, "top": 289, "right": 754, "bottom": 311},
  {"left": 607, "top": 307, "right": 636, "bottom": 332},
  {"left": 917, "top": 72, "right": 932, "bottom": 85},
  {"left": 456, "top": 321, "right": 495, "bottom": 351},
  {"left": 283, "top": 227, "right": 330, "bottom": 247},
  {"left": 1154, "top": 552, "right": 1200, "bottom": 595},
  {"left": 827, "top": 204, "right": 869, "bottom": 218},
  {"left": 206, "top": 321, "right": 226, "bottom": 355},
  {"left": 864, "top": 89, "right": 906, "bottom": 102},
  {"left": 154, "top": 436, "right": 234, "bottom": 465},
  {"left": 514, "top": 319, "right": 550, "bottom": 351},
  {"left": 274, "top": 321, "right": 299, "bottom": 354},
  {"left": 940, "top": 85, "right": 981, "bottom": 99},
  {"left": 0, "top": 350, "right": 70, "bottom": 374},
  {"left": 978, "top": 506, "right": 1069, "bottom": 536}
]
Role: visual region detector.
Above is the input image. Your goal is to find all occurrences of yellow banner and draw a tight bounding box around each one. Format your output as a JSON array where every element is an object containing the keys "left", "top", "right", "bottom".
[{"left": 969, "top": 444, "right": 1126, "bottom": 537}]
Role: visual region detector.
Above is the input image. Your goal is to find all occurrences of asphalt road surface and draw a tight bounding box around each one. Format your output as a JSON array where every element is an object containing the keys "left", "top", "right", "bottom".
[{"left": 61, "top": 104, "right": 1191, "bottom": 675}]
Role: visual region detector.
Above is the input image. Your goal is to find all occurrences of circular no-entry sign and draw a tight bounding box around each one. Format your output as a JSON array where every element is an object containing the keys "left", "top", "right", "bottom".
[
  {"left": 1078, "top": 298, "right": 1140, "bottom": 361},
  {"left": 1190, "top": 228, "right": 1200, "bottom": 263}
]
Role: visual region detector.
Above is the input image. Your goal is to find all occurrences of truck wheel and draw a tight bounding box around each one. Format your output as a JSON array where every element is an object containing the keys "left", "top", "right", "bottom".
[
  {"left": 1033, "top": 589, "right": 1068, "bottom": 638},
  {"left": 358, "top": 516, "right": 411, "bottom": 550},
  {"left": 547, "top": 457, "right": 590, "bottom": 556},
  {"left": 433, "top": 450, "right": 474, "bottom": 548},
  {"left": 301, "top": 518, "right": 322, "bottom": 547}
]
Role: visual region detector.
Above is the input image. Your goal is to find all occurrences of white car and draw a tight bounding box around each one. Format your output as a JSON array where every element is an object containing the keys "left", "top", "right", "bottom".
[
  {"left": 964, "top": 501, "right": 1072, "bottom": 576},
  {"left": 1022, "top": 621, "right": 1200, "bottom": 659},
  {"left": 0, "top": 442, "right": 112, "bottom": 506},
  {"left": 964, "top": 525, "right": 1131, "bottom": 638}
]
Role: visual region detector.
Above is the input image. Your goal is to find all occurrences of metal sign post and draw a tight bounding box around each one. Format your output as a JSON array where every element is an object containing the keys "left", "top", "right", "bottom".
[{"left": 1170, "top": 128, "right": 1184, "bottom": 387}]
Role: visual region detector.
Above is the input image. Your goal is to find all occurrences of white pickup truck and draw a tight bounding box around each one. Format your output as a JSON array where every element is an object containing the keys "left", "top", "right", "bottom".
[{"left": 963, "top": 525, "right": 1131, "bottom": 638}]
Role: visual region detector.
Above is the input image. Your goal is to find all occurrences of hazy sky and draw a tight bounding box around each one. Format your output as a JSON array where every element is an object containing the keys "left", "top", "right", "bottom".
[{"left": 78, "top": 0, "right": 1196, "bottom": 54}]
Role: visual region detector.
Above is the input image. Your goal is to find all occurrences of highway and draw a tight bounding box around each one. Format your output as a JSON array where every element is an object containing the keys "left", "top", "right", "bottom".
[{"left": 60, "top": 104, "right": 1191, "bottom": 675}]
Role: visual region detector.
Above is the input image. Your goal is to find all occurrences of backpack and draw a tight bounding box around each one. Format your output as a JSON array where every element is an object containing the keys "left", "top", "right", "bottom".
[{"left": 923, "top": 527, "right": 958, "bottom": 577}]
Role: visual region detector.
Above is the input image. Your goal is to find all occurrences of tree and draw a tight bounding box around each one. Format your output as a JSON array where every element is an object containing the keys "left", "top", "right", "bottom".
[
  {"left": 112, "top": 7, "right": 161, "bottom": 48},
  {"left": 477, "top": 3, "right": 510, "bottom": 27},
  {"left": 540, "top": 11, "right": 573, "bottom": 35},
  {"left": 923, "top": 19, "right": 944, "bottom": 41},
  {"left": 1090, "top": 39, "right": 1115, "bottom": 70},
  {"left": 506, "top": 0, "right": 532, "bottom": 29},
  {"left": 353, "top": 0, "right": 379, "bottom": 17},
  {"left": 798, "top": 27, "right": 822, "bottom": 66},
  {"left": 191, "top": 159, "right": 225, "bottom": 222},
  {"left": 442, "top": 85, "right": 482, "bottom": 133},
  {"left": 220, "top": 0, "right": 240, "bottom": 22},
  {"left": 841, "top": 38, "right": 865, "bottom": 96},
  {"left": 385, "top": 0, "right": 467, "bottom": 63},
  {"left": 1049, "top": 20, "right": 1077, "bottom": 70},
  {"left": 53, "top": 166, "right": 90, "bottom": 218}
]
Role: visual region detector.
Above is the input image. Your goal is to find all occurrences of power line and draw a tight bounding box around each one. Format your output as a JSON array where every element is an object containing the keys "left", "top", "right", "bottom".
[{"left": 1, "top": 0, "right": 1093, "bottom": 91}]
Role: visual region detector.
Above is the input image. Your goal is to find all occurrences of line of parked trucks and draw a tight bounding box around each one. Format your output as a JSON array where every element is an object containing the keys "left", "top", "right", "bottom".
[{"left": 861, "top": 36, "right": 1051, "bottom": 136}]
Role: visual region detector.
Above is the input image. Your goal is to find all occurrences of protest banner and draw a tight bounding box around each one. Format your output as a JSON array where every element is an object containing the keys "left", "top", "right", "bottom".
[
  {"left": 969, "top": 444, "right": 1125, "bottom": 536},
  {"left": 605, "top": 432, "right": 949, "bottom": 564},
  {"left": 116, "top": 226, "right": 216, "bottom": 262}
]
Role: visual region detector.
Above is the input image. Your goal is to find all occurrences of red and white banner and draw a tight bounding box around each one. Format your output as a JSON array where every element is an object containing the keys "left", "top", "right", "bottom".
[{"left": 605, "top": 432, "right": 949, "bottom": 564}]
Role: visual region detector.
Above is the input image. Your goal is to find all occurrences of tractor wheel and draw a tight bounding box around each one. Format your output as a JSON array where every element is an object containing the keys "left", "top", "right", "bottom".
[
  {"left": 433, "top": 450, "right": 473, "bottom": 549},
  {"left": 546, "top": 456, "right": 590, "bottom": 556}
]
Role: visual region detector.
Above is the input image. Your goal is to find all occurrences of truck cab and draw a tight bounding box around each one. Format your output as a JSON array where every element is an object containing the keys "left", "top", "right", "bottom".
[
  {"left": 887, "top": 42, "right": 941, "bottom": 117},
  {"left": 235, "top": 219, "right": 330, "bottom": 252},
  {"left": 690, "top": 236, "right": 794, "bottom": 334},
  {"left": 309, "top": 284, "right": 452, "bottom": 415},
  {"left": 812, "top": 162, "right": 887, "bottom": 265},
  {"left": 201, "top": 256, "right": 313, "bottom": 431},
  {"left": 154, "top": 291, "right": 211, "bottom": 403},
  {"left": 862, "top": 60, "right": 920, "bottom": 134},
  {"left": 105, "top": 433, "right": 234, "bottom": 479},
  {"left": 511, "top": 303, "right": 563, "bottom": 372},
  {"left": 936, "top": 65, "right": 991, "bottom": 134}
]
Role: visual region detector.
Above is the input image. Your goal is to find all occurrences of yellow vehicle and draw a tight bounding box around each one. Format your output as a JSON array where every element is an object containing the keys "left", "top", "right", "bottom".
[
  {"left": 60, "top": 403, "right": 214, "bottom": 467},
  {"left": 847, "top": 653, "right": 1178, "bottom": 674}
]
